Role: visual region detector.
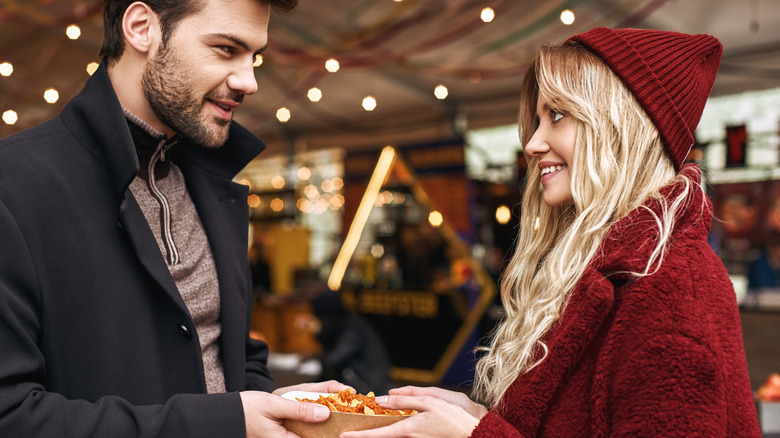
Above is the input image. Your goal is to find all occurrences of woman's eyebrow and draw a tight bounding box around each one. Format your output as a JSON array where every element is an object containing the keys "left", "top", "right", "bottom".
[{"left": 537, "top": 101, "right": 550, "bottom": 117}]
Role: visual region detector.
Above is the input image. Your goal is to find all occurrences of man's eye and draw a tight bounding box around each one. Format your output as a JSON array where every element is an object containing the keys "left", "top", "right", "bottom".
[{"left": 218, "top": 46, "right": 235, "bottom": 55}]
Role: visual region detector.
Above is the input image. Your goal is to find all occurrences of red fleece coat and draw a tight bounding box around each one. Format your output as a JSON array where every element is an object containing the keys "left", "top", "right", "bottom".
[{"left": 472, "top": 165, "right": 760, "bottom": 437}]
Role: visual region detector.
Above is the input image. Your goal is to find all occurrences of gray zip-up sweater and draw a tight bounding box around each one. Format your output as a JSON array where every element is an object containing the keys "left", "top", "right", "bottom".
[{"left": 125, "top": 110, "right": 226, "bottom": 394}]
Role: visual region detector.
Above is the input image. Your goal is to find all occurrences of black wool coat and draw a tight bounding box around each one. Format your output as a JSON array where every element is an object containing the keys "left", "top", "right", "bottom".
[{"left": 0, "top": 61, "right": 276, "bottom": 437}]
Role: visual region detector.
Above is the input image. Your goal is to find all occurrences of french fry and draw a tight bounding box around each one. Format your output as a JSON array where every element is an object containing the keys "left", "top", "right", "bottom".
[{"left": 297, "top": 389, "right": 417, "bottom": 416}]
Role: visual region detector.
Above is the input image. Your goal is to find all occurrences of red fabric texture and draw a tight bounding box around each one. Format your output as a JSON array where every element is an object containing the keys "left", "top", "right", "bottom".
[
  {"left": 471, "top": 165, "right": 760, "bottom": 437},
  {"left": 568, "top": 28, "right": 722, "bottom": 171}
]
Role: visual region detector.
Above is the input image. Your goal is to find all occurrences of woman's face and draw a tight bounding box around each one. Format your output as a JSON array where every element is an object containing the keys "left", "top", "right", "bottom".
[{"left": 524, "top": 92, "right": 577, "bottom": 207}]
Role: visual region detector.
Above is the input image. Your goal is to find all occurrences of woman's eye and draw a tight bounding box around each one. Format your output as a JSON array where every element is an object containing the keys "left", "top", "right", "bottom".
[{"left": 551, "top": 111, "right": 564, "bottom": 123}]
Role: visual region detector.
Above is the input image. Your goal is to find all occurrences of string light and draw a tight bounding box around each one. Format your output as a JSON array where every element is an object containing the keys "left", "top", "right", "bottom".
[
  {"left": 276, "top": 107, "right": 291, "bottom": 122},
  {"left": 0, "top": 62, "right": 13, "bottom": 77},
  {"left": 270, "top": 198, "right": 285, "bottom": 212},
  {"left": 304, "top": 184, "right": 319, "bottom": 199},
  {"left": 247, "top": 194, "right": 261, "bottom": 208},
  {"left": 371, "top": 243, "right": 384, "bottom": 258},
  {"left": 297, "top": 198, "right": 312, "bottom": 213},
  {"left": 382, "top": 191, "right": 393, "bottom": 204},
  {"left": 86, "top": 62, "right": 99, "bottom": 75},
  {"left": 362, "top": 95, "right": 377, "bottom": 111},
  {"left": 374, "top": 193, "right": 385, "bottom": 207},
  {"left": 314, "top": 199, "right": 329, "bottom": 214},
  {"left": 481, "top": 7, "right": 495, "bottom": 23},
  {"left": 560, "top": 9, "right": 575, "bottom": 25},
  {"left": 330, "top": 194, "right": 345, "bottom": 210},
  {"left": 2, "top": 110, "right": 18, "bottom": 125},
  {"left": 298, "top": 166, "right": 311, "bottom": 180},
  {"left": 325, "top": 58, "right": 340, "bottom": 73},
  {"left": 43, "top": 88, "right": 59, "bottom": 104},
  {"left": 434, "top": 84, "right": 448, "bottom": 100},
  {"left": 495, "top": 205, "right": 511, "bottom": 224},
  {"left": 66, "top": 24, "right": 81, "bottom": 40},
  {"left": 307, "top": 87, "right": 322, "bottom": 102},
  {"left": 428, "top": 211, "right": 444, "bottom": 227},
  {"left": 271, "top": 175, "right": 285, "bottom": 189}
]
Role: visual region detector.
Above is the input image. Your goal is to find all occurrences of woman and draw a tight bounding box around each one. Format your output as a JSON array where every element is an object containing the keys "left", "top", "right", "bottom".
[{"left": 341, "top": 27, "right": 760, "bottom": 437}]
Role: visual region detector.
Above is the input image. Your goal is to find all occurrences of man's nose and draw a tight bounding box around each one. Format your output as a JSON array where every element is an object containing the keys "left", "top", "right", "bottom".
[{"left": 227, "top": 61, "right": 258, "bottom": 96}]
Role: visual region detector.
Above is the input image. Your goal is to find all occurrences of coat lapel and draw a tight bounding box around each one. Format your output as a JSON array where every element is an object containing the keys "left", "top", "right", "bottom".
[
  {"left": 172, "top": 128, "right": 264, "bottom": 391},
  {"left": 177, "top": 160, "right": 251, "bottom": 391},
  {"left": 62, "top": 62, "right": 191, "bottom": 316},
  {"left": 118, "top": 191, "right": 190, "bottom": 316}
]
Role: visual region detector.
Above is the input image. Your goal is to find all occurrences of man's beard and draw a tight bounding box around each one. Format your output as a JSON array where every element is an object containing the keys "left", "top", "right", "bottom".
[{"left": 142, "top": 43, "right": 237, "bottom": 148}]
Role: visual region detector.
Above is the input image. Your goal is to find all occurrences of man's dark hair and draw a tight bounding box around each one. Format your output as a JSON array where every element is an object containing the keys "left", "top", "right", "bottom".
[{"left": 99, "top": 0, "right": 298, "bottom": 61}]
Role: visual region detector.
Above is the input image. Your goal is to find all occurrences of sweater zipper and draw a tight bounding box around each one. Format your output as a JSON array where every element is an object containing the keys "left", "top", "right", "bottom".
[{"left": 147, "top": 138, "right": 179, "bottom": 265}]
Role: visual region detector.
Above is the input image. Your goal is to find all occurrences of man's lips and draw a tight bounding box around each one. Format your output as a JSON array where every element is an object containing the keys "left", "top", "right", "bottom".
[{"left": 208, "top": 99, "right": 238, "bottom": 119}]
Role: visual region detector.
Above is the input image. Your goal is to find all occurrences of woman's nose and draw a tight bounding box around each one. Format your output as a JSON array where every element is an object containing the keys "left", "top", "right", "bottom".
[{"left": 524, "top": 130, "right": 549, "bottom": 157}]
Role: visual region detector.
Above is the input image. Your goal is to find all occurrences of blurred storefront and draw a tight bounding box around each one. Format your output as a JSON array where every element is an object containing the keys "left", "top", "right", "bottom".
[{"left": 695, "top": 87, "right": 780, "bottom": 392}]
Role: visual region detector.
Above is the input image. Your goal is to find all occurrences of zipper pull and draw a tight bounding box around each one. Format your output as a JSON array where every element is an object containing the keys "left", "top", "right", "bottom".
[
  {"left": 158, "top": 136, "right": 177, "bottom": 162},
  {"left": 160, "top": 141, "right": 169, "bottom": 162}
]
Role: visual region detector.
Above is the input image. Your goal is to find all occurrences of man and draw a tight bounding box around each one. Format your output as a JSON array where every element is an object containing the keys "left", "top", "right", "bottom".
[{"left": 0, "top": 0, "right": 345, "bottom": 436}]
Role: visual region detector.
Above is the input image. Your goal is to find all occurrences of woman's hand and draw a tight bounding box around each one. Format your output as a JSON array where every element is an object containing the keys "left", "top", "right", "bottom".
[
  {"left": 387, "top": 386, "right": 488, "bottom": 420},
  {"left": 339, "top": 387, "right": 487, "bottom": 438}
]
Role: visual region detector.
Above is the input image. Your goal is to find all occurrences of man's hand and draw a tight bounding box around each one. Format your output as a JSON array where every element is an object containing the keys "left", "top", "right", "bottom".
[
  {"left": 240, "top": 381, "right": 353, "bottom": 437},
  {"left": 240, "top": 391, "right": 330, "bottom": 438}
]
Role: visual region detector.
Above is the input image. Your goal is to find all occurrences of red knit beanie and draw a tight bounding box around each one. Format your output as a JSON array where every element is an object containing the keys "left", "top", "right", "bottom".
[{"left": 567, "top": 27, "right": 722, "bottom": 171}]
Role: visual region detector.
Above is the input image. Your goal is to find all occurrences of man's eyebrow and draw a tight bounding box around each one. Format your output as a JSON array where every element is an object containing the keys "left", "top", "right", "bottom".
[{"left": 211, "top": 33, "right": 267, "bottom": 56}]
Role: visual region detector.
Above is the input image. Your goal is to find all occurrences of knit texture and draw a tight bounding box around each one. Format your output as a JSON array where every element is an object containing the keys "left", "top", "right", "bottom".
[{"left": 568, "top": 27, "right": 722, "bottom": 171}]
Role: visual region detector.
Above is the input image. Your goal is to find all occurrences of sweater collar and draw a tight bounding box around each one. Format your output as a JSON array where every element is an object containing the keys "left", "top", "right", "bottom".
[{"left": 123, "top": 107, "right": 178, "bottom": 180}]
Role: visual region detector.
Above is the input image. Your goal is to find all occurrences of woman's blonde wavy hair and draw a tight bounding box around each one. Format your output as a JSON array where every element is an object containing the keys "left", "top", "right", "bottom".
[{"left": 473, "top": 42, "right": 702, "bottom": 406}]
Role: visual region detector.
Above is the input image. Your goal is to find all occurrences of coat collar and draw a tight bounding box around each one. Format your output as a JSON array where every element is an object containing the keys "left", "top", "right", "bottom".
[
  {"left": 59, "top": 58, "right": 266, "bottom": 194},
  {"left": 592, "top": 164, "right": 711, "bottom": 277}
]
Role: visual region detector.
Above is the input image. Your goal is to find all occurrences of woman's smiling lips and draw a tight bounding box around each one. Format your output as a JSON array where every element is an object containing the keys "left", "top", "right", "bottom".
[{"left": 538, "top": 160, "right": 567, "bottom": 185}]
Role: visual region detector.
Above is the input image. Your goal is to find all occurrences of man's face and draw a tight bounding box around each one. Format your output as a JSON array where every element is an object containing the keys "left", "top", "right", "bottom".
[{"left": 142, "top": 0, "right": 270, "bottom": 148}]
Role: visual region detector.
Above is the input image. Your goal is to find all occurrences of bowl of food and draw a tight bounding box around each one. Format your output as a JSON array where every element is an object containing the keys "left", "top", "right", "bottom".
[{"left": 281, "top": 389, "right": 416, "bottom": 438}]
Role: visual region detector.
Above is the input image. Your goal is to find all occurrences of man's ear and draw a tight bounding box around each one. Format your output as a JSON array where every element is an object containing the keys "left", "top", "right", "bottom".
[{"left": 122, "top": 2, "right": 160, "bottom": 55}]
